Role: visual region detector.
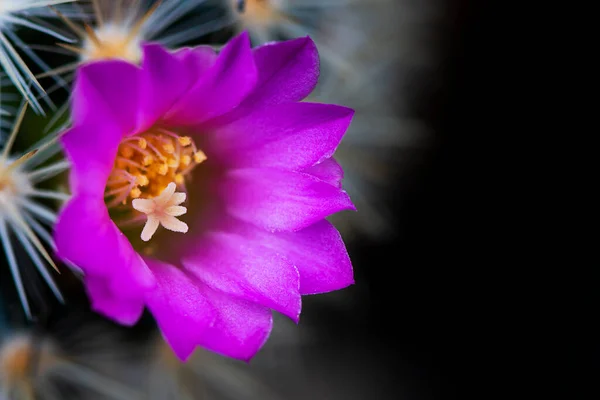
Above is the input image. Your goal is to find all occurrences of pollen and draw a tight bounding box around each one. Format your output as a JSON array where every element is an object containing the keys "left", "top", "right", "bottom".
[
  {"left": 162, "top": 143, "right": 175, "bottom": 154},
  {"left": 136, "top": 175, "right": 149, "bottom": 187},
  {"left": 104, "top": 129, "right": 205, "bottom": 213},
  {"left": 194, "top": 151, "right": 207, "bottom": 164},
  {"left": 158, "top": 164, "right": 169, "bottom": 176},
  {"left": 143, "top": 155, "right": 154, "bottom": 166},
  {"left": 178, "top": 136, "right": 192, "bottom": 146},
  {"left": 130, "top": 187, "right": 141, "bottom": 199}
]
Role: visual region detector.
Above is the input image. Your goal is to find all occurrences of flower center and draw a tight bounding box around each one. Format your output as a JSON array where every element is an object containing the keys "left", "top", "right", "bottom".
[{"left": 105, "top": 129, "right": 206, "bottom": 241}]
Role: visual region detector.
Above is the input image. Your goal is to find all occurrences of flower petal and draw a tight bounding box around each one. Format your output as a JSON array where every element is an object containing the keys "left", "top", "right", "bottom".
[
  {"left": 205, "top": 103, "right": 354, "bottom": 171},
  {"left": 145, "top": 259, "right": 272, "bottom": 362},
  {"left": 201, "top": 36, "right": 320, "bottom": 128},
  {"left": 72, "top": 60, "right": 140, "bottom": 133},
  {"left": 245, "top": 36, "right": 319, "bottom": 107},
  {"left": 54, "top": 195, "right": 155, "bottom": 291},
  {"left": 61, "top": 123, "right": 122, "bottom": 196},
  {"left": 85, "top": 276, "right": 146, "bottom": 326},
  {"left": 261, "top": 220, "right": 354, "bottom": 295},
  {"left": 303, "top": 158, "right": 344, "bottom": 188},
  {"left": 138, "top": 44, "right": 194, "bottom": 130},
  {"left": 63, "top": 62, "right": 141, "bottom": 196},
  {"left": 211, "top": 218, "right": 353, "bottom": 295},
  {"left": 174, "top": 45, "right": 217, "bottom": 78},
  {"left": 181, "top": 231, "right": 301, "bottom": 322},
  {"left": 138, "top": 44, "right": 217, "bottom": 130},
  {"left": 164, "top": 32, "right": 257, "bottom": 126},
  {"left": 219, "top": 168, "right": 355, "bottom": 232}
]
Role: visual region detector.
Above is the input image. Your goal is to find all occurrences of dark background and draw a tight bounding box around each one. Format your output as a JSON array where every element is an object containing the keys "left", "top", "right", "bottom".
[{"left": 341, "top": 1, "right": 505, "bottom": 398}]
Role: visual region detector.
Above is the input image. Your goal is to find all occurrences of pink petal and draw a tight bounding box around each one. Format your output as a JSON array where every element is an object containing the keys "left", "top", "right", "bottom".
[
  {"left": 205, "top": 103, "right": 353, "bottom": 171},
  {"left": 60, "top": 123, "right": 122, "bottom": 196},
  {"left": 63, "top": 62, "right": 141, "bottom": 196},
  {"left": 213, "top": 218, "right": 354, "bottom": 295},
  {"left": 72, "top": 60, "right": 141, "bottom": 133},
  {"left": 181, "top": 231, "right": 301, "bottom": 321},
  {"left": 201, "top": 36, "right": 321, "bottom": 128},
  {"left": 245, "top": 36, "right": 319, "bottom": 107},
  {"left": 164, "top": 32, "right": 257, "bottom": 126},
  {"left": 138, "top": 44, "right": 217, "bottom": 130},
  {"left": 303, "top": 158, "right": 344, "bottom": 189},
  {"left": 263, "top": 221, "right": 354, "bottom": 295},
  {"left": 219, "top": 168, "right": 355, "bottom": 232},
  {"left": 54, "top": 195, "right": 155, "bottom": 291},
  {"left": 145, "top": 259, "right": 273, "bottom": 362},
  {"left": 85, "top": 276, "right": 146, "bottom": 326},
  {"left": 138, "top": 44, "right": 193, "bottom": 130},
  {"left": 174, "top": 45, "right": 217, "bottom": 77}
]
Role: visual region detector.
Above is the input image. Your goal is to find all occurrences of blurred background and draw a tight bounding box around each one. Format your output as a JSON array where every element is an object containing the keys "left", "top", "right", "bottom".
[{"left": 0, "top": 0, "right": 497, "bottom": 399}]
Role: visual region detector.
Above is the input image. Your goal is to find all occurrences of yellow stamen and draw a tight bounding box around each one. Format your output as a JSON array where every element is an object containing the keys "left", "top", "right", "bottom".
[
  {"left": 194, "top": 151, "right": 207, "bottom": 164},
  {"left": 178, "top": 137, "right": 192, "bottom": 146},
  {"left": 130, "top": 187, "right": 141, "bottom": 199},
  {"left": 162, "top": 143, "right": 175, "bottom": 154},
  {"left": 104, "top": 129, "right": 206, "bottom": 243},
  {"left": 121, "top": 146, "right": 134, "bottom": 158},
  {"left": 167, "top": 158, "right": 179, "bottom": 168},
  {"left": 157, "top": 164, "right": 169, "bottom": 176},
  {"left": 175, "top": 174, "right": 184, "bottom": 185},
  {"left": 136, "top": 175, "right": 149, "bottom": 187},
  {"left": 142, "top": 155, "right": 153, "bottom": 166}
]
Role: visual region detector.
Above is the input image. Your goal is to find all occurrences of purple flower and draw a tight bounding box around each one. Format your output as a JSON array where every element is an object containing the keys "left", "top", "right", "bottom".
[{"left": 54, "top": 32, "right": 355, "bottom": 362}]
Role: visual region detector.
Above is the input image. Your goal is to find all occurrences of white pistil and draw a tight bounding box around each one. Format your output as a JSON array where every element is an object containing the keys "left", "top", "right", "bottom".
[{"left": 131, "top": 182, "right": 188, "bottom": 242}]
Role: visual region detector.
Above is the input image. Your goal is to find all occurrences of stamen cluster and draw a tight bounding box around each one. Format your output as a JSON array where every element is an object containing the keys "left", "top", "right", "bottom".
[{"left": 105, "top": 130, "right": 206, "bottom": 208}]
